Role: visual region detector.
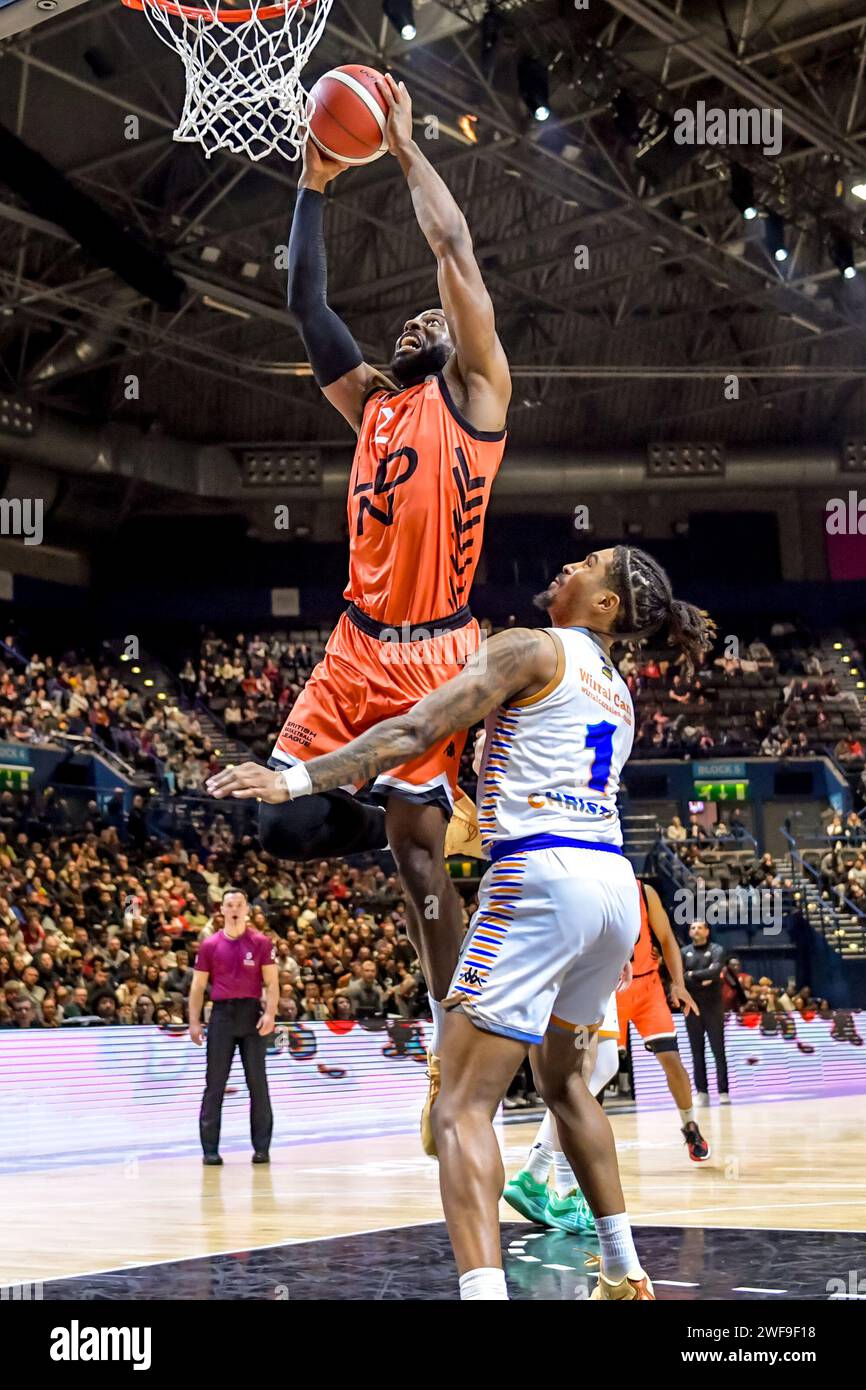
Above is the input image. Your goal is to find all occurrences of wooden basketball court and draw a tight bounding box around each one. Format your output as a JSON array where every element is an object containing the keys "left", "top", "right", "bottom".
[{"left": 4, "top": 1094, "right": 864, "bottom": 1299}]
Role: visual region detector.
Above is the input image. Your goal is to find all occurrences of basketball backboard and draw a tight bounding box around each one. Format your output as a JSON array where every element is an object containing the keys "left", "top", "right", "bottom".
[{"left": 0, "top": 0, "right": 91, "bottom": 41}]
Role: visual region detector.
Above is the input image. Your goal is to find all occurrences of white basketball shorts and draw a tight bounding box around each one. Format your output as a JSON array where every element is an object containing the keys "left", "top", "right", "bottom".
[{"left": 445, "top": 844, "right": 641, "bottom": 1046}]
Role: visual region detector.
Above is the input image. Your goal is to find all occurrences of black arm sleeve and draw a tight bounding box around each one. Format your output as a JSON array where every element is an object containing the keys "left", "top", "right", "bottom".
[{"left": 287, "top": 188, "right": 364, "bottom": 388}]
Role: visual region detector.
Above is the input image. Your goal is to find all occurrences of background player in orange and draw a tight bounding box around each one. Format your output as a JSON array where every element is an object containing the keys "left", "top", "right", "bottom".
[
  {"left": 617, "top": 880, "right": 710, "bottom": 1161},
  {"left": 255, "top": 74, "right": 511, "bottom": 1115}
]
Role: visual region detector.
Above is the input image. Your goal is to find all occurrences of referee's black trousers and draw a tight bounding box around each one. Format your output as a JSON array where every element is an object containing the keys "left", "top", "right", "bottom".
[
  {"left": 685, "top": 989, "right": 729, "bottom": 1095},
  {"left": 199, "top": 998, "right": 273, "bottom": 1155}
]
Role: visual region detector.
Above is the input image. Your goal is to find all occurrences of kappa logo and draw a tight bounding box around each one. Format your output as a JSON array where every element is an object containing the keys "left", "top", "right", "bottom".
[{"left": 459, "top": 966, "right": 484, "bottom": 988}]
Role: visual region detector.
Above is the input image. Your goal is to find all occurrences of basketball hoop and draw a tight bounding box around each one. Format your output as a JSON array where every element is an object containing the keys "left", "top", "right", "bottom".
[{"left": 121, "top": 0, "right": 334, "bottom": 163}]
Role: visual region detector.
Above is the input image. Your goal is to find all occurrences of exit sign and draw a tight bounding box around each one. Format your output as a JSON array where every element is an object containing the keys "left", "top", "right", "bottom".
[{"left": 693, "top": 780, "right": 749, "bottom": 802}]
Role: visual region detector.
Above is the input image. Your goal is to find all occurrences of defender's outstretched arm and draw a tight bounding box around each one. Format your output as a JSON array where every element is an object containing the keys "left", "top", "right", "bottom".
[{"left": 207, "top": 628, "right": 558, "bottom": 804}]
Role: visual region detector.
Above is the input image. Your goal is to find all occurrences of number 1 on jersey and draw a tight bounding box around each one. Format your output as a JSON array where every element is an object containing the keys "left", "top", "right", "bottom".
[{"left": 585, "top": 720, "right": 616, "bottom": 793}]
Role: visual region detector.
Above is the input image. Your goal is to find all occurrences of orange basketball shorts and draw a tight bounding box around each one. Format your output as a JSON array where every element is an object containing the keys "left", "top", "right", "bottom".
[
  {"left": 271, "top": 608, "right": 482, "bottom": 815},
  {"left": 616, "top": 970, "right": 678, "bottom": 1053}
]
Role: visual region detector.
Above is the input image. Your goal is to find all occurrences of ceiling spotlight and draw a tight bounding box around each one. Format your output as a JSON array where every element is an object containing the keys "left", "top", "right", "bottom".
[
  {"left": 457, "top": 113, "right": 479, "bottom": 144},
  {"left": 730, "top": 162, "right": 757, "bottom": 220},
  {"left": 764, "top": 210, "right": 788, "bottom": 262},
  {"left": 517, "top": 54, "right": 550, "bottom": 121},
  {"left": 851, "top": 180, "right": 866, "bottom": 200},
  {"left": 480, "top": 3, "right": 502, "bottom": 80},
  {"left": 829, "top": 227, "right": 857, "bottom": 279},
  {"left": 383, "top": 0, "right": 415, "bottom": 40}
]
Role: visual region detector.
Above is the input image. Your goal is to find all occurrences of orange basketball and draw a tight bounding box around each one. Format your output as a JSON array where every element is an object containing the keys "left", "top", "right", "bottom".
[{"left": 307, "top": 65, "right": 389, "bottom": 166}]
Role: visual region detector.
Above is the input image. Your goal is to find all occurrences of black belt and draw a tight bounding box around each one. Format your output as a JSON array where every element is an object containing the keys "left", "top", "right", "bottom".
[{"left": 345, "top": 602, "right": 473, "bottom": 643}]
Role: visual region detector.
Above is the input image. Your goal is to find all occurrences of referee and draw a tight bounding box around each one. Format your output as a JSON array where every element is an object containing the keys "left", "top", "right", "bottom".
[{"left": 189, "top": 889, "right": 278, "bottom": 1165}]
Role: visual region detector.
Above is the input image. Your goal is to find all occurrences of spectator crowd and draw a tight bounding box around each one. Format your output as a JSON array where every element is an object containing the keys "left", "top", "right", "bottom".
[{"left": 0, "top": 789, "right": 441, "bottom": 1031}]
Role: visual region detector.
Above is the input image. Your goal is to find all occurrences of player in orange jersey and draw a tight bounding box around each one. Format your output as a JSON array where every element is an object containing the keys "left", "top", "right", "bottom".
[
  {"left": 616, "top": 880, "right": 710, "bottom": 1161},
  {"left": 246, "top": 75, "right": 511, "bottom": 1105}
]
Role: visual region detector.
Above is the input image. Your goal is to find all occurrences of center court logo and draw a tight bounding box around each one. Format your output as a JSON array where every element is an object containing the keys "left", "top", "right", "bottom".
[{"left": 49, "top": 1321, "right": 152, "bottom": 1371}]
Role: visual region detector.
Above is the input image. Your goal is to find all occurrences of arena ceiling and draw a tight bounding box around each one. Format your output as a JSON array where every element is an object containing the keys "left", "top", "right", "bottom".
[{"left": 3, "top": 0, "right": 866, "bottom": 465}]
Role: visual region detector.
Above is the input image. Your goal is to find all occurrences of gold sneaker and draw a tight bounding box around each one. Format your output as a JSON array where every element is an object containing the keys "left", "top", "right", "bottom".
[
  {"left": 444, "top": 788, "right": 484, "bottom": 860},
  {"left": 591, "top": 1270, "right": 655, "bottom": 1301},
  {"left": 420, "top": 1050, "right": 441, "bottom": 1157}
]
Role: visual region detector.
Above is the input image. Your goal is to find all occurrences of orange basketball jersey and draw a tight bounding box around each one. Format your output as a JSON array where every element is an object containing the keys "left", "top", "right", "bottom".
[
  {"left": 345, "top": 371, "right": 506, "bottom": 626},
  {"left": 631, "top": 882, "right": 660, "bottom": 977}
]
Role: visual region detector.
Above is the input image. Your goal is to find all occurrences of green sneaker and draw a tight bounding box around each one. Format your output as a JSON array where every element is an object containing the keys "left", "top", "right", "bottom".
[
  {"left": 502, "top": 1169, "right": 550, "bottom": 1224},
  {"left": 543, "top": 1186, "right": 597, "bottom": 1234}
]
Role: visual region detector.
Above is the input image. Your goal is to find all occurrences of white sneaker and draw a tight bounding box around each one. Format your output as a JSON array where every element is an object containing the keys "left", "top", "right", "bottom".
[
  {"left": 696, "top": 1091, "right": 710, "bottom": 1107},
  {"left": 719, "top": 1093, "right": 731, "bottom": 1105}
]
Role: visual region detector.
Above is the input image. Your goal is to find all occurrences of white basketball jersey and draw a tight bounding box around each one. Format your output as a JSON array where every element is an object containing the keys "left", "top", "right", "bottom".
[{"left": 476, "top": 627, "right": 634, "bottom": 851}]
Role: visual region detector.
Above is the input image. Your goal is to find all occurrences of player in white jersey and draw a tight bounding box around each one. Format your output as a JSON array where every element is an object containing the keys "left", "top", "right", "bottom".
[{"left": 209, "top": 543, "right": 715, "bottom": 1301}]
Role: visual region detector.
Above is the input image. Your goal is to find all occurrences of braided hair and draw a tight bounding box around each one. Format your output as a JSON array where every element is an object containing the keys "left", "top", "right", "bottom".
[{"left": 606, "top": 546, "right": 716, "bottom": 677}]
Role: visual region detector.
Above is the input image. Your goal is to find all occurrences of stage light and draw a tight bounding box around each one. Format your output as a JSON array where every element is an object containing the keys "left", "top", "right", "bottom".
[
  {"left": 764, "top": 211, "right": 788, "bottom": 262},
  {"left": 730, "top": 163, "right": 757, "bottom": 220},
  {"left": 144, "top": 678, "right": 154, "bottom": 687},
  {"left": 517, "top": 54, "right": 550, "bottom": 121},
  {"left": 457, "top": 113, "right": 478, "bottom": 144},
  {"left": 829, "top": 228, "right": 857, "bottom": 279},
  {"left": 851, "top": 180, "right": 866, "bottom": 200},
  {"left": 480, "top": 3, "right": 502, "bottom": 79},
  {"left": 383, "top": 0, "right": 415, "bottom": 40},
  {"left": 131, "top": 666, "right": 141, "bottom": 674},
  {"left": 833, "top": 642, "right": 843, "bottom": 650}
]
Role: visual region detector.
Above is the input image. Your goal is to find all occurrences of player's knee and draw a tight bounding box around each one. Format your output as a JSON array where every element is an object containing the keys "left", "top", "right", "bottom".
[
  {"left": 390, "top": 837, "right": 436, "bottom": 900},
  {"left": 431, "top": 1096, "right": 462, "bottom": 1146},
  {"left": 536, "top": 1073, "right": 571, "bottom": 1115}
]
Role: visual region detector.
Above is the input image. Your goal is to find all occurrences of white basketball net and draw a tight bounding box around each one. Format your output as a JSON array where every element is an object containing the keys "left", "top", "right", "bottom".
[{"left": 137, "top": 0, "right": 334, "bottom": 163}]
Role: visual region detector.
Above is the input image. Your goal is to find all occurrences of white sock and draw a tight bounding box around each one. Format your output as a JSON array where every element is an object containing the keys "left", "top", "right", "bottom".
[
  {"left": 429, "top": 999, "right": 444, "bottom": 1054},
  {"left": 595, "top": 1212, "right": 641, "bottom": 1283},
  {"left": 679, "top": 1106, "right": 696, "bottom": 1126},
  {"left": 524, "top": 1140, "right": 554, "bottom": 1182},
  {"left": 459, "top": 1267, "right": 508, "bottom": 1300},
  {"left": 523, "top": 1111, "right": 555, "bottom": 1181},
  {"left": 553, "top": 1152, "right": 576, "bottom": 1195}
]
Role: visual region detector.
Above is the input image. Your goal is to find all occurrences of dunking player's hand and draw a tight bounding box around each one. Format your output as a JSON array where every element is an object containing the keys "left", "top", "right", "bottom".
[
  {"left": 299, "top": 134, "right": 350, "bottom": 192},
  {"left": 376, "top": 72, "right": 413, "bottom": 156}
]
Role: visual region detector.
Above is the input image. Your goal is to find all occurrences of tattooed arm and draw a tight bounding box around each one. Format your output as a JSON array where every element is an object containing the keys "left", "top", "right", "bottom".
[{"left": 206, "top": 628, "right": 558, "bottom": 804}]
